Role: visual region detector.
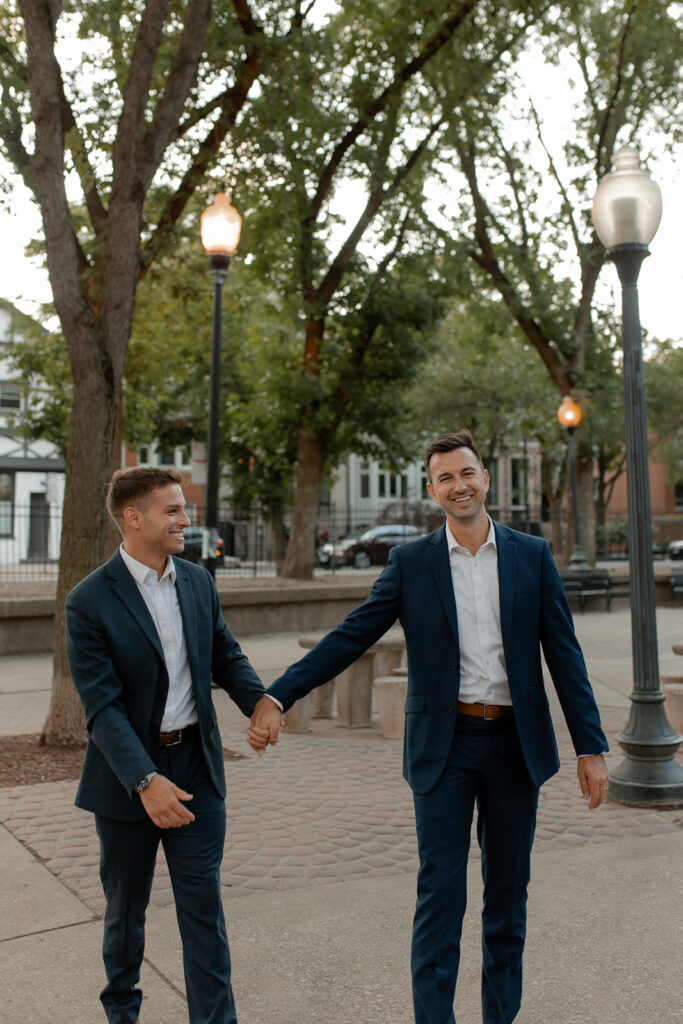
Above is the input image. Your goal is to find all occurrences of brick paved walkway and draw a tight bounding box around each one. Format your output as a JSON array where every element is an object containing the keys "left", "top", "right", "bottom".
[{"left": 0, "top": 705, "right": 679, "bottom": 918}]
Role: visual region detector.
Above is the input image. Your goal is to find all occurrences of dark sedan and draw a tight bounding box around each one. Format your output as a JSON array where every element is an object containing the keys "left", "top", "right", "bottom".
[
  {"left": 177, "top": 527, "right": 224, "bottom": 565},
  {"left": 343, "top": 524, "right": 425, "bottom": 569}
]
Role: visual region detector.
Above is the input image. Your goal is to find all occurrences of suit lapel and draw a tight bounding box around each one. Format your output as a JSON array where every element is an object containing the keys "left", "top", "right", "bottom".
[
  {"left": 107, "top": 551, "right": 166, "bottom": 666},
  {"left": 429, "top": 525, "right": 460, "bottom": 645},
  {"left": 494, "top": 522, "right": 517, "bottom": 655},
  {"left": 173, "top": 559, "right": 200, "bottom": 689}
]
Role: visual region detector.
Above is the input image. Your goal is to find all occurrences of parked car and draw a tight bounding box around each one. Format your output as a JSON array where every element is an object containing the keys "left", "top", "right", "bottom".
[
  {"left": 177, "top": 527, "right": 225, "bottom": 565},
  {"left": 342, "top": 524, "right": 426, "bottom": 569},
  {"left": 317, "top": 535, "right": 357, "bottom": 569},
  {"left": 667, "top": 539, "right": 683, "bottom": 560}
]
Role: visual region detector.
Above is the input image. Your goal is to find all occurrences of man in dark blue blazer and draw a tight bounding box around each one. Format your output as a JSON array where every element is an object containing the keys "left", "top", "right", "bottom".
[
  {"left": 66, "top": 466, "right": 265, "bottom": 1024},
  {"left": 249, "top": 430, "right": 609, "bottom": 1024}
]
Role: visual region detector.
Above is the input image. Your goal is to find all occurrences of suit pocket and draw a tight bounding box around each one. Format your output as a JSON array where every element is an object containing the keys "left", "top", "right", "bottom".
[
  {"left": 404, "top": 694, "right": 425, "bottom": 714},
  {"left": 528, "top": 685, "right": 549, "bottom": 707}
]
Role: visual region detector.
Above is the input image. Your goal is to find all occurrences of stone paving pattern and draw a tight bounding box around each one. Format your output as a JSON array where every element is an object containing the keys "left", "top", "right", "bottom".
[{"left": 0, "top": 703, "right": 680, "bottom": 919}]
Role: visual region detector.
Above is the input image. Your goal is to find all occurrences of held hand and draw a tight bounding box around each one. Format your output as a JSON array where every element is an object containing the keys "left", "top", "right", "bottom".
[
  {"left": 247, "top": 696, "right": 285, "bottom": 755},
  {"left": 139, "top": 773, "right": 195, "bottom": 828},
  {"left": 577, "top": 754, "right": 609, "bottom": 810}
]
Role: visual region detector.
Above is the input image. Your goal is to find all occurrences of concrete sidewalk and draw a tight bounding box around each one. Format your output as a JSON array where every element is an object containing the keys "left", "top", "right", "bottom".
[{"left": 1, "top": 607, "right": 681, "bottom": 1024}]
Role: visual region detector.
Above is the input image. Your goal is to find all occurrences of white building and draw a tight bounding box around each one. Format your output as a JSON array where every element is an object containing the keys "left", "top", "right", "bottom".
[
  {"left": 0, "top": 301, "right": 65, "bottom": 566},
  {"left": 321, "top": 443, "right": 543, "bottom": 538}
]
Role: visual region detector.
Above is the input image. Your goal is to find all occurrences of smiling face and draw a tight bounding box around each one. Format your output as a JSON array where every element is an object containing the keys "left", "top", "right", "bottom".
[
  {"left": 121, "top": 483, "right": 190, "bottom": 572},
  {"left": 426, "top": 446, "right": 490, "bottom": 535}
]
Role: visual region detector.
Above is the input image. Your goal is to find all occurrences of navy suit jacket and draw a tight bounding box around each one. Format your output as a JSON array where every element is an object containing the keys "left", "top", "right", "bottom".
[
  {"left": 66, "top": 551, "right": 264, "bottom": 822},
  {"left": 268, "top": 523, "right": 608, "bottom": 794}
]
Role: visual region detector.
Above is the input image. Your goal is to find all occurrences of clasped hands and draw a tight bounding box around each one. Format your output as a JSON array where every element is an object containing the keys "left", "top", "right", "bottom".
[{"left": 247, "top": 696, "right": 285, "bottom": 755}]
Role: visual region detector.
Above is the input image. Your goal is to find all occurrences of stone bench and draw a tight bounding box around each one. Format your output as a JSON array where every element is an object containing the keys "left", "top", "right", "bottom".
[
  {"left": 374, "top": 667, "right": 409, "bottom": 739},
  {"left": 295, "top": 629, "right": 406, "bottom": 729},
  {"left": 662, "top": 641, "right": 683, "bottom": 736}
]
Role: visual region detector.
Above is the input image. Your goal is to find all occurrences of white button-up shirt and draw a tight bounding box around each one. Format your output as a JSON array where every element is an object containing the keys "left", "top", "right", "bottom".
[
  {"left": 446, "top": 518, "right": 512, "bottom": 706},
  {"left": 119, "top": 545, "right": 197, "bottom": 730}
]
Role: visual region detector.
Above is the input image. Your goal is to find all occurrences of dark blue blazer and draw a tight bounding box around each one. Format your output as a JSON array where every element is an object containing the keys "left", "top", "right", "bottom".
[
  {"left": 66, "top": 551, "right": 264, "bottom": 821},
  {"left": 268, "top": 523, "right": 607, "bottom": 794}
]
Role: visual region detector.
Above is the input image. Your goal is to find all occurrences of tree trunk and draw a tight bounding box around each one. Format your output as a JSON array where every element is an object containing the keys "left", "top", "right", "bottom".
[
  {"left": 41, "top": 334, "right": 119, "bottom": 745},
  {"left": 577, "top": 458, "right": 596, "bottom": 566},
  {"left": 270, "top": 505, "right": 286, "bottom": 573},
  {"left": 280, "top": 431, "right": 328, "bottom": 579}
]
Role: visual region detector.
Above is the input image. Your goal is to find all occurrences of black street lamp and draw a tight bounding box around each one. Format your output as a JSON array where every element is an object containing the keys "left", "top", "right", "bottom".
[
  {"left": 557, "top": 395, "right": 588, "bottom": 570},
  {"left": 592, "top": 146, "right": 683, "bottom": 806},
  {"left": 200, "top": 193, "right": 242, "bottom": 579}
]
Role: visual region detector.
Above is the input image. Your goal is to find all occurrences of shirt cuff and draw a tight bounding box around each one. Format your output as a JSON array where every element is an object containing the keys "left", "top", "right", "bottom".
[
  {"left": 265, "top": 693, "right": 284, "bottom": 711},
  {"left": 577, "top": 751, "right": 607, "bottom": 758}
]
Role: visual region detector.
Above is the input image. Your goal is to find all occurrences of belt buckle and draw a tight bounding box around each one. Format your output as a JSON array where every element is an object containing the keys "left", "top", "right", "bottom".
[
  {"left": 482, "top": 704, "right": 494, "bottom": 720},
  {"left": 166, "top": 729, "right": 182, "bottom": 746}
]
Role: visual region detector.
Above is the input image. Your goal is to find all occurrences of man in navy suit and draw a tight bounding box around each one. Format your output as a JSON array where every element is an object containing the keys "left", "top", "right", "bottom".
[
  {"left": 249, "top": 430, "right": 609, "bottom": 1024},
  {"left": 66, "top": 467, "right": 265, "bottom": 1024}
]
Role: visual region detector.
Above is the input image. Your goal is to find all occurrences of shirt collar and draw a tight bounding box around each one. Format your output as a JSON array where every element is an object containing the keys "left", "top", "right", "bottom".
[
  {"left": 119, "top": 543, "right": 176, "bottom": 585},
  {"left": 446, "top": 516, "right": 497, "bottom": 556}
]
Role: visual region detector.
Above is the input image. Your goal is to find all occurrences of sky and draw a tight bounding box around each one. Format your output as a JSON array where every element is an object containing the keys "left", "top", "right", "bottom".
[{"left": 0, "top": 24, "right": 681, "bottom": 344}]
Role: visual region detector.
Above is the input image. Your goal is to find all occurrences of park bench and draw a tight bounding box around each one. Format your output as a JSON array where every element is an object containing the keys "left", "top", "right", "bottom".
[
  {"left": 560, "top": 568, "right": 616, "bottom": 612},
  {"left": 671, "top": 574, "right": 683, "bottom": 598},
  {"left": 289, "top": 629, "right": 406, "bottom": 730}
]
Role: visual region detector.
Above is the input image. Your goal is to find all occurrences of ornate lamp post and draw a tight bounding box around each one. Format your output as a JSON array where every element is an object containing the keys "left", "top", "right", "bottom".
[
  {"left": 592, "top": 146, "right": 683, "bottom": 806},
  {"left": 200, "top": 193, "right": 242, "bottom": 578},
  {"left": 557, "top": 395, "right": 588, "bottom": 570}
]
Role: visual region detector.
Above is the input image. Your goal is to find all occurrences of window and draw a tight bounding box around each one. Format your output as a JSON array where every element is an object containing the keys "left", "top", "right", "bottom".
[
  {"left": 360, "top": 460, "right": 370, "bottom": 499},
  {"left": 487, "top": 459, "right": 499, "bottom": 509},
  {"left": 0, "top": 383, "right": 21, "bottom": 411},
  {"left": 159, "top": 449, "right": 175, "bottom": 466},
  {"left": 0, "top": 472, "right": 14, "bottom": 537},
  {"left": 378, "top": 469, "right": 386, "bottom": 498},
  {"left": 675, "top": 479, "right": 683, "bottom": 510},
  {"left": 138, "top": 445, "right": 150, "bottom": 465},
  {"left": 511, "top": 458, "right": 527, "bottom": 508}
]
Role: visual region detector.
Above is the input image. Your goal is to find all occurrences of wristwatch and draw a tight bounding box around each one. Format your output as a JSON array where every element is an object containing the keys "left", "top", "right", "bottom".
[{"left": 134, "top": 771, "right": 158, "bottom": 793}]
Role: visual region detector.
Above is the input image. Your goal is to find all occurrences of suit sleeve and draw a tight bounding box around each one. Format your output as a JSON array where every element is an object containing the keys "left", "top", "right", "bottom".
[
  {"left": 538, "top": 542, "right": 609, "bottom": 756},
  {"left": 267, "top": 552, "right": 403, "bottom": 711},
  {"left": 208, "top": 576, "right": 265, "bottom": 716},
  {"left": 66, "top": 591, "right": 158, "bottom": 797}
]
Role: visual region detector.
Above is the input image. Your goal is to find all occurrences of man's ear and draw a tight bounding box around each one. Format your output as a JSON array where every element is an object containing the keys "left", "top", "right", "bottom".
[
  {"left": 121, "top": 505, "right": 141, "bottom": 531},
  {"left": 426, "top": 481, "right": 437, "bottom": 504}
]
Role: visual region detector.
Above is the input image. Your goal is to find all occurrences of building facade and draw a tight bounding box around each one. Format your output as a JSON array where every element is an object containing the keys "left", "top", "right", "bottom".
[{"left": 0, "top": 301, "right": 65, "bottom": 566}]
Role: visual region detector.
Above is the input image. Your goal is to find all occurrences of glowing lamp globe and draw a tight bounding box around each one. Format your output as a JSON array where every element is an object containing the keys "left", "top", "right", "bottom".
[
  {"left": 592, "top": 147, "right": 662, "bottom": 250},
  {"left": 200, "top": 193, "right": 242, "bottom": 258},
  {"left": 557, "top": 395, "right": 582, "bottom": 430}
]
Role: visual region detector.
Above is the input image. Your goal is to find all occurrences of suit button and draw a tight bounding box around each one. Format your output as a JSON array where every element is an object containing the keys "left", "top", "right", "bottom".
[{"left": 447, "top": 705, "right": 455, "bottom": 713}]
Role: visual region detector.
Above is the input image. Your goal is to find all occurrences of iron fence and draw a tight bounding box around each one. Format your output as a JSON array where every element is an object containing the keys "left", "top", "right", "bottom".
[{"left": 1, "top": 500, "right": 681, "bottom": 581}]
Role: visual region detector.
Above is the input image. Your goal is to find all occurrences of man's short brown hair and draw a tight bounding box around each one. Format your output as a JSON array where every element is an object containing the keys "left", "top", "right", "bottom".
[
  {"left": 423, "top": 430, "right": 484, "bottom": 483},
  {"left": 106, "top": 466, "right": 183, "bottom": 526}
]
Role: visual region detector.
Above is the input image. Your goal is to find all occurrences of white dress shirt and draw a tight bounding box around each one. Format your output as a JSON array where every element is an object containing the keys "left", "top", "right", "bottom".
[
  {"left": 119, "top": 545, "right": 197, "bottom": 731},
  {"left": 446, "top": 517, "right": 512, "bottom": 706}
]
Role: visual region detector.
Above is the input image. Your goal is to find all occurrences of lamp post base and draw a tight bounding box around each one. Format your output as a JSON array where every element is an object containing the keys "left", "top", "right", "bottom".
[
  {"left": 609, "top": 762, "right": 683, "bottom": 808},
  {"left": 609, "top": 698, "right": 683, "bottom": 807}
]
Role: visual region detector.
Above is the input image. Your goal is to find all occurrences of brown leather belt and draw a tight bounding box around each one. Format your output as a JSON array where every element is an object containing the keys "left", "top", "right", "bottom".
[
  {"left": 158, "top": 723, "right": 199, "bottom": 747},
  {"left": 457, "top": 701, "right": 513, "bottom": 720}
]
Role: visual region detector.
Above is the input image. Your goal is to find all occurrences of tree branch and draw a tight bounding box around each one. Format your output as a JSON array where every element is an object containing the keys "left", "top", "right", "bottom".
[
  {"left": 140, "top": 46, "right": 262, "bottom": 276},
  {"left": 306, "top": 0, "right": 480, "bottom": 227},
  {"left": 316, "top": 119, "right": 443, "bottom": 304},
  {"left": 593, "top": 0, "right": 639, "bottom": 176},
  {"left": 457, "top": 138, "right": 570, "bottom": 393},
  {"left": 18, "top": 0, "right": 97, "bottom": 320},
  {"left": 111, "top": 0, "right": 169, "bottom": 189},
  {"left": 137, "top": 0, "right": 212, "bottom": 191}
]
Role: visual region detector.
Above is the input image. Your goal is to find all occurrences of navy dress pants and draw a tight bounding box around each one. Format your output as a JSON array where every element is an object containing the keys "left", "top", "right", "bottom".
[
  {"left": 411, "top": 713, "right": 539, "bottom": 1024},
  {"left": 95, "top": 730, "right": 236, "bottom": 1024}
]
